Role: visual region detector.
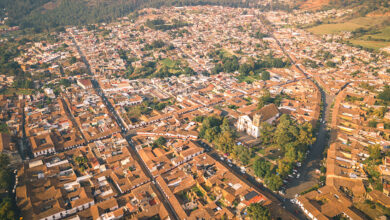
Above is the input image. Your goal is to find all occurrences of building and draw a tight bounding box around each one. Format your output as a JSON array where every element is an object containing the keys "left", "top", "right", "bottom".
[
  {"left": 296, "top": 185, "right": 364, "bottom": 220},
  {"left": 77, "top": 79, "right": 93, "bottom": 90},
  {"left": 236, "top": 103, "right": 280, "bottom": 138}
]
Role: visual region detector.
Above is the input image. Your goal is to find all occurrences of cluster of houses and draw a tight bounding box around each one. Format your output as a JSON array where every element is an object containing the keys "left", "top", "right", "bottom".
[
  {"left": 15, "top": 133, "right": 170, "bottom": 220},
  {"left": 0, "top": 4, "right": 389, "bottom": 220},
  {"left": 267, "top": 7, "right": 390, "bottom": 219}
]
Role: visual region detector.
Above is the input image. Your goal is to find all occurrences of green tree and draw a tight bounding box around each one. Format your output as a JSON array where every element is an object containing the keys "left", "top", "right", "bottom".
[
  {"left": 378, "top": 86, "right": 390, "bottom": 102},
  {"left": 155, "top": 136, "right": 167, "bottom": 146},
  {"left": 368, "top": 145, "right": 382, "bottom": 163},
  {"left": 247, "top": 203, "right": 271, "bottom": 220},
  {"left": 265, "top": 174, "right": 283, "bottom": 191},
  {"left": 0, "top": 198, "right": 16, "bottom": 220},
  {"left": 0, "top": 154, "right": 11, "bottom": 190},
  {"left": 254, "top": 158, "right": 271, "bottom": 178},
  {"left": 261, "top": 71, "right": 270, "bottom": 81},
  {"left": 69, "top": 56, "right": 77, "bottom": 64},
  {"left": 325, "top": 61, "right": 336, "bottom": 68},
  {"left": 257, "top": 90, "right": 272, "bottom": 109},
  {"left": 259, "top": 122, "right": 274, "bottom": 145}
]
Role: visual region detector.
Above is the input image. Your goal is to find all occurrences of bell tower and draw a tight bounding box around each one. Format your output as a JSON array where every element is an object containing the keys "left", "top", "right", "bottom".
[{"left": 253, "top": 113, "right": 262, "bottom": 127}]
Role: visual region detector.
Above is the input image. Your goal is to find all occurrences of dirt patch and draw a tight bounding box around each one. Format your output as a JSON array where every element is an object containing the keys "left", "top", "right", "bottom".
[
  {"left": 42, "top": 0, "right": 61, "bottom": 10},
  {"left": 299, "top": 0, "right": 330, "bottom": 11}
]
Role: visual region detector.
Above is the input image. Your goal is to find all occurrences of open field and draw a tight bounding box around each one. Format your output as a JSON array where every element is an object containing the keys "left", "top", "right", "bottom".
[
  {"left": 308, "top": 17, "right": 389, "bottom": 35},
  {"left": 308, "top": 16, "right": 389, "bottom": 34},
  {"left": 307, "top": 16, "right": 390, "bottom": 49},
  {"left": 160, "top": 58, "right": 177, "bottom": 68},
  {"left": 365, "top": 26, "right": 390, "bottom": 41},
  {"left": 308, "top": 22, "right": 362, "bottom": 34},
  {"left": 0, "top": 88, "right": 34, "bottom": 95},
  {"left": 299, "top": 0, "right": 330, "bottom": 11},
  {"left": 349, "top": 39, "right": 390, "bottom": 50}
]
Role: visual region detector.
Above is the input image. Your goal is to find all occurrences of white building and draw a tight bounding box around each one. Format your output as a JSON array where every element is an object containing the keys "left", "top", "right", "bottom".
[{"left": 236, "top": 104, "right": 280, "bottom": 138}]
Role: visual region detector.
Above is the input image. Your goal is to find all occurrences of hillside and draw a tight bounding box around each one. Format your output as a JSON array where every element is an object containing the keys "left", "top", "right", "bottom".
[
  {"left": 298, "top": 0, "right": 389, "bottom": 14},
  {"left": 295, "top": 0, "right": 390, "bottom": 50},
  {"left": 0, "top": 0, "right": 264, "bottom": 31}
]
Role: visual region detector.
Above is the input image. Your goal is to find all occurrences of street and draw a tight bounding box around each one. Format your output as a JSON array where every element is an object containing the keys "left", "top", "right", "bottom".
[{"left": 71, "top": 34, "right": 180, "bottom": 220}]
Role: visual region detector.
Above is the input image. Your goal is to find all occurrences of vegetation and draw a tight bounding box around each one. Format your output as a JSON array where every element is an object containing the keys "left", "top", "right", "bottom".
[
  {"left": 2, "top": 0, "right": 271, "bottom": 31},
  {"left": 257, "top": 89, "right": 291, "bottom": 109},
  {"left": 199, "top": 116, "right": 253, "bottom": 165},
  {"left": 124, "top": 98, "right": 172, "bottom": 122},
  {"left": 364, "top": 145, "right": 384, "bottom": 191},
  {"left": 308, "top": 16, "right": 390, "bottom": 50},
  {"left": 0, "top": 154, "right": 18, "bottom": 220},
  {"left": 0, "top": 41, "right": 33, "bottom": 90},
  {"left": 153, "top": 136, "right": 167, "bottom": 147},
  {"left": 303, "top": 58, "right": 320, "bottom": 68},
  {"left": 208, "top": 50, "right": 289, "bottom": 83},
  {"left": 378, "top": 85, "right": 390, "bottom": 103},
  {"left": 0, "top": 123, "right": 9, "bottom": 134},
  {"left": 74, "top": 155, "right": 89, "bottom": 172},
  {"left": 253, "top": 114, "right": 315, "bottom": 190},
  {"left": 247, "top": 203, "right": 271, "bottom": 220},
  {"left": 120, "top": 52, "right": 196, "bottom": 79},
  {"left": 145, "top": 18, "right": 190, "bottom": 31}
]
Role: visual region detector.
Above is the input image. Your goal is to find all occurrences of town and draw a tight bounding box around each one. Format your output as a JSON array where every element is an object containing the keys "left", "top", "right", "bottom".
[{"left": 0, "top": 5, "right": 390, "bottom": 220}]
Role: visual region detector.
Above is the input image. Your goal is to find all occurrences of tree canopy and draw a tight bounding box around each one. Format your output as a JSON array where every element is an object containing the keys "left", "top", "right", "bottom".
[
  {"left": 0, "top": 154, "right": 18, "bottom": 219},
  {"left": 253, "top": 114, "right": 315, "bottom": 191},
  {"left": 247, "top": 203, "right": 271, "bottom": 220}
]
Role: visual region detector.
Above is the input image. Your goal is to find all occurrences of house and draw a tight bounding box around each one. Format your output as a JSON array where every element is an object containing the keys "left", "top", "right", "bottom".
[
  {"left": 296, "top": 186, "right": 364, "bottom": 220},
  {"left": 77, "top": 79, "right": 93, "bottom": 90},
  {"left": 236, "top": 103, "right": 280, "bottom": 138}
]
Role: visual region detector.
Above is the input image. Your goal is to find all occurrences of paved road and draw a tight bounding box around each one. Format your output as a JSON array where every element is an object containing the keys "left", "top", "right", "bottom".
[
  {"left": 284, "top": 93, "right": 333, "bottom": 198},
  {"left": 269, "top": 29, "right": 335, "bottom": 199},
  {"left": 257, "top": 16, "right": 335, "bottom": 199}
]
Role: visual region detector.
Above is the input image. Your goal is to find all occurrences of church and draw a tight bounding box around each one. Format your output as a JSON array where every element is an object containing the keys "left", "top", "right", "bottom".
[{"left": 236, "top": 103, "right": 280, "bottom": 138}]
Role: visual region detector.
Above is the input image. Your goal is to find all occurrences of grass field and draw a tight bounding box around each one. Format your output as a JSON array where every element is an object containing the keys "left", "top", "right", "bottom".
[
  {"left": 348, "top": 16, "right": 389, "bottom": 26},
  {"left": 160, "top": 58, "right": 177, "bottom": 68},
  {"left": 349, "top": 39, "right": 390, "bottom": 50},
  {"left": 307, "top": 16, "right": 390, "bottom": 50},
  {"left": 0, "top": 88, "right": 34, "bottom": 95},
  {"left": 308, "top": 16, "right": 389, "bottom": 35},
  {"left": 159, "top": 58, "right": 184, "bottom": 74},
  {"left": 366, "top": 26, "right": 390, "bottom": 41},
  {"left": 308, "top": 22, "right": 363, "bottom": 34}
]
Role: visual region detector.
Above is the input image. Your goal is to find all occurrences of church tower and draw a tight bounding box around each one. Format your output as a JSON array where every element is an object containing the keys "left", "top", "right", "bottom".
[{"left": 253, "top": 113, "right": 262, "bottom": 127}]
